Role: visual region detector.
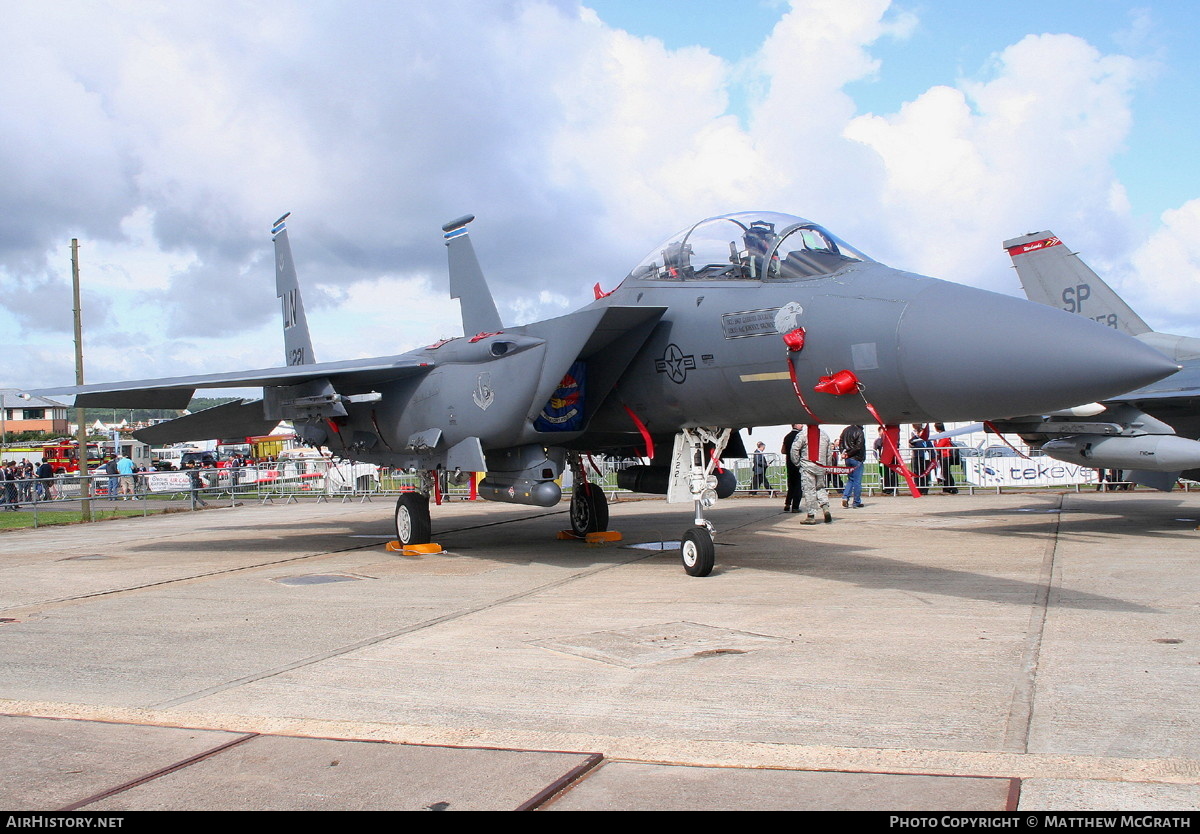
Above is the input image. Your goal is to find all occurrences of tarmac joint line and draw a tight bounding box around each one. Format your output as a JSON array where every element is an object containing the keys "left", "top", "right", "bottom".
[{"left": 58, "top": 731, "right": 259, "bottom": 812}]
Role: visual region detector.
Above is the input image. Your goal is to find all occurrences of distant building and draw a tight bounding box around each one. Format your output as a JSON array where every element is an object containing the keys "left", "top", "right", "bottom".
[{"left": 0, "top": 390, "right": 70, "bottom": 436}]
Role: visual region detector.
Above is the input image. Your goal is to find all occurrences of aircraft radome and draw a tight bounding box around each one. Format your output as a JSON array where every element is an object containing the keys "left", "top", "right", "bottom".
[{"left": 33, "top": 211, "right": 1179, "bottom": 575}]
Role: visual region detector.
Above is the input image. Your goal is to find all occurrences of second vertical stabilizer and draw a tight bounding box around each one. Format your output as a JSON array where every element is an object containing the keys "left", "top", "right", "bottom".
[
  {"left": 1004, "top": 231, "right": 1151, "bottom": 337},
  {"left": 443, "top": 215, "right": 504, "bottom": 336},
  {"left": 273, "top": 213, "right": 316, "bottom": 367}
]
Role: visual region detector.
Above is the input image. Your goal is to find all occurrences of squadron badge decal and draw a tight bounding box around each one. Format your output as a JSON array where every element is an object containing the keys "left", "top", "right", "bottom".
[
  {"left": 472, "top": 373, "right": 495, "bottom": 410},
  {"left": 534, "top": 361, "right": 586, "bottom": 432}
]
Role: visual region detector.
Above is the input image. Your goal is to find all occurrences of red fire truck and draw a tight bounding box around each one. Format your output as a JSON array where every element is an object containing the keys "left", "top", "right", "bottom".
[{"left": 40, "top": 439, "right": 152, "bottom": 473}]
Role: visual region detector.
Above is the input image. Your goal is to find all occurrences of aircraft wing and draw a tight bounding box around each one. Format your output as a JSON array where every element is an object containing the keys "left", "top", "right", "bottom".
[
  {"left": 132, "top": 399, "right": 282, "bottom": 446},
  {"left": 32, "top": 355, "right": 434, "bottom": 410}
]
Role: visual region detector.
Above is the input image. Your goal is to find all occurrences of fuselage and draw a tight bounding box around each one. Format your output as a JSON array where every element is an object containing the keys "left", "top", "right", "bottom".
[{"left": 314, "top": 212, "right": 1177, "bottom": 467}]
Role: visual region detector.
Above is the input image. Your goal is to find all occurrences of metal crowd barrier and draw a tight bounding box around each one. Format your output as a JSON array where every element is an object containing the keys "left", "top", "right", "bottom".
[{"left": 1, "top": 451, "right": 1190, "bottom": 528}]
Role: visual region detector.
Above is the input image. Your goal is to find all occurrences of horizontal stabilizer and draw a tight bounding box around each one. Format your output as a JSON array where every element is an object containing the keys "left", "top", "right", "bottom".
[{"left": 133, "top": 400, "right": 281, "bottom": 445}]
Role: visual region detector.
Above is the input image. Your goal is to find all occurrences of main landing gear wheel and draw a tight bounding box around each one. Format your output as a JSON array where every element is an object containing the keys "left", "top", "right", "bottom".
[
  {"left": 570, "top": 483, "right": 609, "bottom": 537},
  {"left": 680, "top": 527, "right": 715, "bottom": 577},
  {"left": 395, "top": 492, "right": 431, "bottom": 546}
]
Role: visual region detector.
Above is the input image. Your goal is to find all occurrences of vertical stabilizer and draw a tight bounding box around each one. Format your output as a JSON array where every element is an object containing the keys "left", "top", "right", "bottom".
[
  {"left": 443, "top": 215, "right": 503, "bottom": 336},
  {"left": 273, "top": 213, "right": 316, "bottom": 367},
  {"left": 1004, "top": 231, "right": 1151, "bottom": 337}
]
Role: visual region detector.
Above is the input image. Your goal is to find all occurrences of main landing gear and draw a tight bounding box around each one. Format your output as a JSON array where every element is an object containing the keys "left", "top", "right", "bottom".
[
  {"left": 567, "top": 454, "right": 609, "bottom": 537},
  {"left": 394, "top": 470, "right": 434, "bottom": 546}
]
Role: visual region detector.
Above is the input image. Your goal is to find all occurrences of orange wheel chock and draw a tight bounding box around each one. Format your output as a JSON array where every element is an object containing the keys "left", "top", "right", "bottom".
[
  {"left": 557, "top": 530, "right": 622, "bottom": 543},
  {"left": 386, "top": 541, "right": 443, "bottom": 555}
]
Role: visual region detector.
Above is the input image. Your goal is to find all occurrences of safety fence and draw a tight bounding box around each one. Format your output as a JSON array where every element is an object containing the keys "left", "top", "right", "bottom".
[
  {"left": 1, "top": 451, "right": 1188, "bottom": 527},
  {"left": 718, "top": 451, "right": 1172, "bottom": 495},
  {"left": 0, "top": 462, "right": 388, "bottom": 526}
]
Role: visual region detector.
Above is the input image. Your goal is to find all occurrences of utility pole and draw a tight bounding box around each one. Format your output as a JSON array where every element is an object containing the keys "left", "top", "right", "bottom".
[{"left": 72, "top": 239, "right": 91, "bottom": 523}]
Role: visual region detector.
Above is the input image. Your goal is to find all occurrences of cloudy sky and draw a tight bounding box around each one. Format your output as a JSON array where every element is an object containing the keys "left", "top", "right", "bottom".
[{"left": 3, "top": 0, "right": 1198, "bottom": 393}]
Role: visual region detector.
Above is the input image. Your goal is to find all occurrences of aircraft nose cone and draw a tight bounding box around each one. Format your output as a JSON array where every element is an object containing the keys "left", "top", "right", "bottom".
[{"left": 896, "top": 282, "right": 1179, "bottom": 419}]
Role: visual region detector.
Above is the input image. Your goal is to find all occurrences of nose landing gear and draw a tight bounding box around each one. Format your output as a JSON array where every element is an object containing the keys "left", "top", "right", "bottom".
[{"left": 671, "top": 427, "right": 731, "bottom": 577}]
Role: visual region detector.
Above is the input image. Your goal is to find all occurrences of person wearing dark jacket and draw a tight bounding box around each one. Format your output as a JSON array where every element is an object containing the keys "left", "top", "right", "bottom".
[
  {"left": 933, "top": 422, "right": 959, "bottom": 494},
  {"left": 35, "top": 460, "right": 54, "bottom": 500},
  {"left": 781, "top": 424, "right": 804, "bottom": 512},
  {"left": 838, "top": 424, "right": 866, "bottom": 508},
  {"left": 751, "top": 441, "right": 770, "bottom": 494},
  {"left": 1, "top": 462, "right": 18, "bottom": 511}
]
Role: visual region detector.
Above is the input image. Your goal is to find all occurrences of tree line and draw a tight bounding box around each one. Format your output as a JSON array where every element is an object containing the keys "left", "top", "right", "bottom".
[{"left": 4, "top": 398, "right": 239, "bottom": 444}]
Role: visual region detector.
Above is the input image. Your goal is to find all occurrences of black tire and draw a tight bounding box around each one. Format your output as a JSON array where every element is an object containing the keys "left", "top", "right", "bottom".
[
  {"left": 714, "top": 468, "right": 738, "bottom": 498},
  {"left": 395, "top": 492, "right": 431, "bottom": 546},
  {"left": 570, "top": 483, "right": 609, "bottom": 537},
  {"left": 680, "top": 527, "right": 715, "bottom": 577}
]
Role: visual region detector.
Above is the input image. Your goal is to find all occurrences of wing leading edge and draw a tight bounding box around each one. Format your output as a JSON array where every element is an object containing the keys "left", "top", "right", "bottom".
[{"left": 32, "top": 356, "right": 434, "bottom": 410}]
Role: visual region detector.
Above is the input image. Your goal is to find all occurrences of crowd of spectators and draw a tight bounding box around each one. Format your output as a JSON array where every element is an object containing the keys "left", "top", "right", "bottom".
[{"left": 0, "top": 458, "right": 67, "bottom": 509}]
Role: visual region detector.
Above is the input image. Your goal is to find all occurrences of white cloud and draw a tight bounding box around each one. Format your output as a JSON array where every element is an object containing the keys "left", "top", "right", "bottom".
[
  {"left": 845, "top": 33, "right": 1144, "bottom": 285},
  {"left": 1, "top": 0, "right": 1196, "bottom": 395},
  {"left": 309, "top": 273, "right": 465, "bottom": 360},
  {"left": 1127, "top": 199, "right": 1200, "bottom": 333}
]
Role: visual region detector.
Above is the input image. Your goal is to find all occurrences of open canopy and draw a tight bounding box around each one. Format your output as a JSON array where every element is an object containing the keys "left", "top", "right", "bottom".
[{"left": 626, "top": 211, "right": 872, "bottom": 283}]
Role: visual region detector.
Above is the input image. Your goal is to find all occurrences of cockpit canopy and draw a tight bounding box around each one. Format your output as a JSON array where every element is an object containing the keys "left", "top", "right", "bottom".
[{"left": 627, "top": 211, "right": 872, "bottom": 282}]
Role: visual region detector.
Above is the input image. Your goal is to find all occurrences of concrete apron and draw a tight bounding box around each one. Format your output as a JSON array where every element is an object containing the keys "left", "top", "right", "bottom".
[{"left": 1, "top": 491, "right": 1197, "bottom": 810}]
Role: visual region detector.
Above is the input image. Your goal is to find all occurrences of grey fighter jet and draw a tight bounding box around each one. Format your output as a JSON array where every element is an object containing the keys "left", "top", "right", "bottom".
[
  {"left": 990, "top": 231, "right": 1200, "bottom": 490},
  {"left": 33, "top": 212, "right": 1176, "bottom": 575}
]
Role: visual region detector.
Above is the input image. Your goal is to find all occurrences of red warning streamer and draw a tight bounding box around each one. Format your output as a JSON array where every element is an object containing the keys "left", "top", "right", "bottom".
[
  {"left": 983, "top": 421, "right": 1031, "bottom": 459},
  {"left": 785, "top": 355, "right": 822, "bottom": 422},
  {"left": 622, "top": 403, "right": 655, "bottom": 460},
  {"left": 709, "top": 447, "right": 724, "bottom": 474},
  {"left": 585, "top": 453, "right": 604, "bottom": 480},
  {"left": 781, "top": 330, "right": 920, "bottom": 490},
  {"left": 860, "top": 400, "right": 923, "bottom": 498}
]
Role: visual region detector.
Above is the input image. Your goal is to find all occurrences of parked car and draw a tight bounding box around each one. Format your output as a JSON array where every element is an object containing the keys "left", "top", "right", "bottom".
[{"left": 180, "top": 451, "right": 226, "bottom": 468}]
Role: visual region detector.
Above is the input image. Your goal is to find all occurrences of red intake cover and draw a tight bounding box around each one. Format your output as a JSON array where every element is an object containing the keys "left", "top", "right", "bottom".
[
  {"left": 782, "top": 327, "right": 806, "bottom": 351},
  {"left": 814, "top": 369, "right": 859, "bottom": 396}
]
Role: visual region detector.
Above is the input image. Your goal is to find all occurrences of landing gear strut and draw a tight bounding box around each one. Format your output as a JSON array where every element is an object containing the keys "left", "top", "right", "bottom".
[{"left": 568, "top": 454, "right": 609, "bottom": 537}]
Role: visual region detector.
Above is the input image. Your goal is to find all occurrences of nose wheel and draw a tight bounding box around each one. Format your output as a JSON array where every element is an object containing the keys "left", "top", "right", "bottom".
[{"left": 680, "top": 526, "right": 715, "bottom": 577}]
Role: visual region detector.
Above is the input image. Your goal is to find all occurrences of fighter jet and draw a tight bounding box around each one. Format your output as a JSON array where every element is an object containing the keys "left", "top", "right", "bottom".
[
  {"left": 988, "top": 231, "right": 1200, "bottom": 490},
  {"left": 33, "top": 212, "right": 1176, "bottom": 575}
]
